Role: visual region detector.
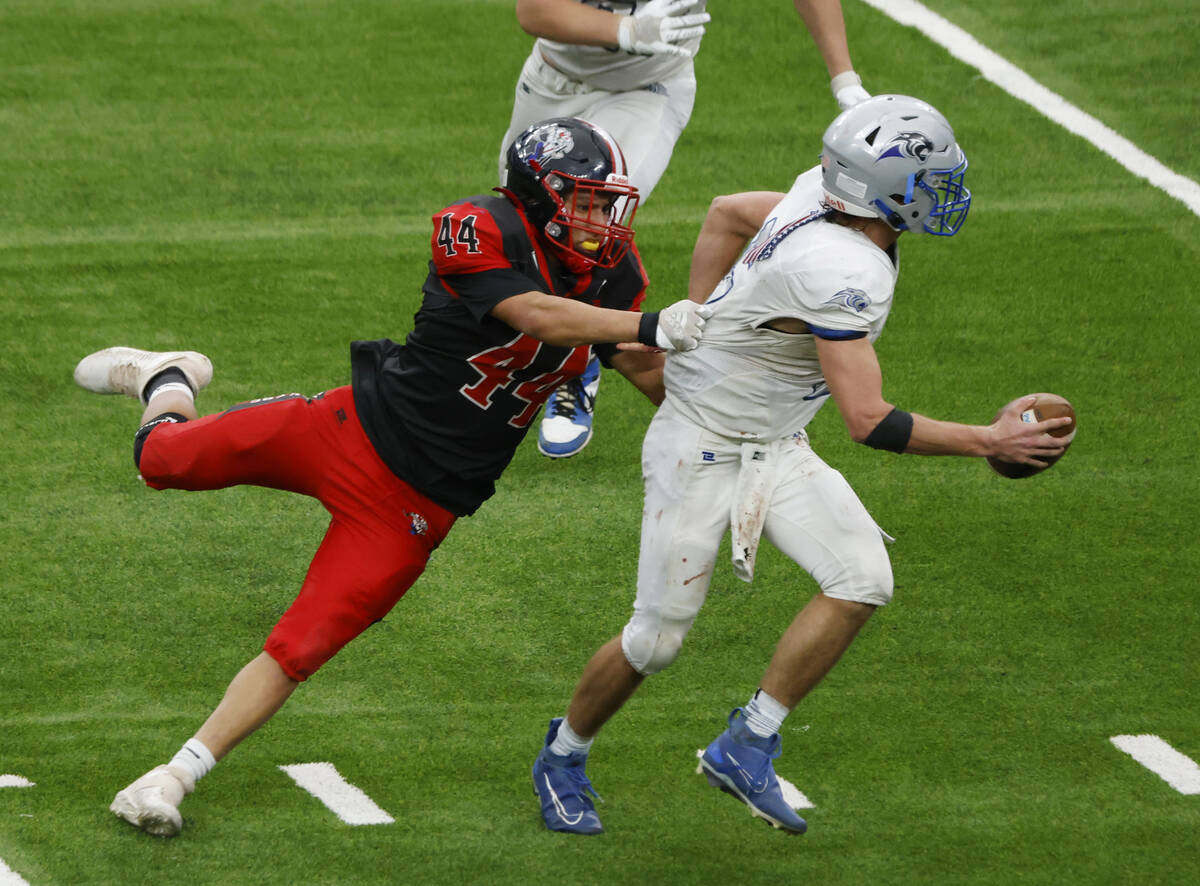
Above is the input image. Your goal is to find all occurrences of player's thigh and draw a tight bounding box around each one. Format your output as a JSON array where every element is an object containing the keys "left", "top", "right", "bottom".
[
  {"left": 499, "top": 53, "right": 598, "bottom": 181},
  {"left": 582, "top": 76, "right": 696, "bottom": 199},
  {"left": 264, "top": 504, "right": 452, "bottom": 681},
  {"left": 763, "top": 445, "right": 893, "bottom": 606},
  {"left": 630, "top": 413, "right": 733, "bottom": 632}
]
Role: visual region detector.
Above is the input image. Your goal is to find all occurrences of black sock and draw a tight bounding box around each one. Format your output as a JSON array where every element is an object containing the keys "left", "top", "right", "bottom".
[{"left": 141, "top": 367, "right": 192, "bottom": 404}]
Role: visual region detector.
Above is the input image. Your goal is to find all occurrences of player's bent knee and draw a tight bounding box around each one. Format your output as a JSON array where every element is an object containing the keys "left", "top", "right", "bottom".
[
  {"left": 821, "top": 559, "right": 894, "bottom": 607},
  {"left": 621, "top": 615, "right": 689, "bottom": 676}
]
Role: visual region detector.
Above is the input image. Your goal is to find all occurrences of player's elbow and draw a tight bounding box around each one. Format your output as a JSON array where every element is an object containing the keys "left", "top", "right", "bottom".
[
  {"left": 707, "top": 195, "right": 756, "bottom": 239},
  {"left": 515, "top": 0, "right": 555, "bottom": 35},
  {"left": 846, "top": 419, "right": 875, "bottom": 445},
  {"left": 844, "top": 406, "right": 893, "bottom": 445}
]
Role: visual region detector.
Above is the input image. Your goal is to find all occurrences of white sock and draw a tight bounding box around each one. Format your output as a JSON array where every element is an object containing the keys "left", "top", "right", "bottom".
[
  {"left": 549, "top": 717, "right": 593, "bottom": 758},
  {"left": 170, "top": 738, "right": 216, "bottom": 783},
  {"left": 744, "top": 689, "right": 791, "bottom": 739},
  {"left": 145, "top": 381, "right": 195, "bottom": 408}
]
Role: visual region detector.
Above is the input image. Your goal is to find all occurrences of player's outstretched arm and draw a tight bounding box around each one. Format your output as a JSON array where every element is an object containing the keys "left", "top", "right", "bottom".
[
  {"left": 816, "top": 336, "right": 1070, "bottom": 464},
  {"left": 688, "top": 191, "right": 785, "bottom": 302},
  {"left": 490, "top": 290, "right": 709, "bottom": 351},
  {"left": 793, "top": 0, "right": 870, "bottom": 108}
]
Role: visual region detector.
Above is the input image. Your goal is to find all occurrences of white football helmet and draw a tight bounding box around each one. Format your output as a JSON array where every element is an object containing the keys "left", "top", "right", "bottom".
[{"left": 820, "top": 94, "right": 971, "bottom": 236}]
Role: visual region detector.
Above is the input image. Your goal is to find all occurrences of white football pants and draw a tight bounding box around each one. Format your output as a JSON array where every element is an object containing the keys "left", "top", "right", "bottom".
[
  {"left": 498, "top": 51, "right": 697, "bottom": 202},
  {"left": 621, "top": 402, "right": 894, "bottom": 676}
]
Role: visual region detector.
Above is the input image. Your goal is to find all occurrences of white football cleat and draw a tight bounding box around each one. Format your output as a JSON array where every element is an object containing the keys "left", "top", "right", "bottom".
[
  {"left": 74, "top": 347, "right": 212, "bottom": 404},
  {"left": 109, "top": 764, "right": 195, "bottom": 837}
]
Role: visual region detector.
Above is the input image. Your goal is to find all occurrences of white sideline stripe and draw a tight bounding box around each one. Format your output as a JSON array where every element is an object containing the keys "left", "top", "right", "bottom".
[
  {"left": 278, "top": 762, "right": 395, "bottom": 825},
  {"left": 858, "top": 0, "right": 1200, "bottom": 218},
  {"left": 1110, "top": 735, "right": 1200, "bottom": 795},
  {"left": 694, "top": 749, "right": 815, "bottom": 810},
  {"left": 0, "top": 776, "right": 34, "bottom": 788},
  {"left": 0, "top": 858, "right": 30, "bottom": 886}
]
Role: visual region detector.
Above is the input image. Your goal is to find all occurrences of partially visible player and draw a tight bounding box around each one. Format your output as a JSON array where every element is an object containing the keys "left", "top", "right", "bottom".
[
  {"left": 78, "top": 117, "right": 710, "bottom": 838},
  {"left": 504, "top": 0, "right": 871, "bottom": 458},
  {"left": 528, "top": 96, "right": 1071, "bottom": 835}
]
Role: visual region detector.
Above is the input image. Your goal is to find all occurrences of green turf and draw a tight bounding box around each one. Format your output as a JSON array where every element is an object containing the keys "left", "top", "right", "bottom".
[{"left": 2, "top": 1, "right": 1198, "bottom": 884}]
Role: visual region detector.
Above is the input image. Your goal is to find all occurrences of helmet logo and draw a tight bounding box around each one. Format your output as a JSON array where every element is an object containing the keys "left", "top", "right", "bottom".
[
  {"left": 878, "top": 131, "right": 933, "bottom": 163},
  {"left": 525, "top": 124, "right": 575, "bottom": 166},
  {"left": 824, "top": 288, "right": 871, "bottom": 313}
]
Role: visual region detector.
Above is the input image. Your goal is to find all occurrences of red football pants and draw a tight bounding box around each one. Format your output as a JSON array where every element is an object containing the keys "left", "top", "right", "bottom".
[{"left": 138, "top": 385, "right": 456, "bottom": 680}]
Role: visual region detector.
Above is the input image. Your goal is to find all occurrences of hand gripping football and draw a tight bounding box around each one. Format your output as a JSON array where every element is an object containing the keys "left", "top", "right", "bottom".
[{"left": 987, "top": 392, "right": 1076, "bottom": 479}]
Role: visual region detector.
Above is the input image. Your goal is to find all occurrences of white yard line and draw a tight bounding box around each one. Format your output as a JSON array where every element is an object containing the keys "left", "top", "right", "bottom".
[
  {"left": 278, "top": 762, "right": 395, "bottom": 825},
  {"left": 0, "top": 858, "right": 30, "bottom": 886},
  {"left": 859, "top": 0, "right": 1200, "bottom": 217},
  {"left": 1111, "top": 735, "right": 1200, "bottom": 795},
  {"left": 0, "top": 776, "right": 34, "bottom": 789}
]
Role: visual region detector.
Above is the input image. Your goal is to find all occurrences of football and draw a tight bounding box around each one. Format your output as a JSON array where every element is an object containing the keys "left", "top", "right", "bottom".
[{"left": 987, "top": 392, "right": 1076, "bottom": 479}]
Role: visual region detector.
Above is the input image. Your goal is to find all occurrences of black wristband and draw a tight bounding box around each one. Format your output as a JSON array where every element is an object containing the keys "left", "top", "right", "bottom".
[
  {"left": 863, "top": 407, "right": 914, "bottom": 453},
  {"left": 638, "top": 311, "right": 661, "bottom": 347}
]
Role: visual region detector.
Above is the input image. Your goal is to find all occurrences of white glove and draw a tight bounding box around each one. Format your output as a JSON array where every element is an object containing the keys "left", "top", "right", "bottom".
[
  {"left": 617, "top": 0, "right": 711, "bottom": 59},
  {"left": 656, "top": 300, "right": 713, "bottom": 351},
  {"left": 830, "top": 70, "right": 871, "bottom": 110}
]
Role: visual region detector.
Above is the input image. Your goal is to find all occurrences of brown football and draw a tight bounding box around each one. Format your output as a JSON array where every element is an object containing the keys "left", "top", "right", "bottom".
[{"left": 986, "top": 392, "right": 1076, "bottom": 479}]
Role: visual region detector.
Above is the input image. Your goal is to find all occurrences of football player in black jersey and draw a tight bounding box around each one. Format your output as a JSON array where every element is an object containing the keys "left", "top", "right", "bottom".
[{"left": 75, "top": 117, "right": 710, "bottom": 838}]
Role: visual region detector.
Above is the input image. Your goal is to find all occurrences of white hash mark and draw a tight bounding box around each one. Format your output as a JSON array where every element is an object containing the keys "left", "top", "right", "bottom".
[
  {"left": 1110, "top": 735, "right": 1200, "bottom": 795},
  {"left": 279, "top": 762, "right": 395, "bottom": 825}
]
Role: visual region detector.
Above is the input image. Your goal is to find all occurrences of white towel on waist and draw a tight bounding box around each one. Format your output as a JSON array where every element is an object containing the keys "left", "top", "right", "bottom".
[{"left": 730, "top": 442, "right": 775, "bottom": 583}]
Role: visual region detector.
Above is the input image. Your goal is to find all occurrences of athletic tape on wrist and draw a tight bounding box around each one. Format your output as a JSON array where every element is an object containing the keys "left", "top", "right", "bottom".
[{"left": 830, "top": 70, "right": 862, "bottom": 94}]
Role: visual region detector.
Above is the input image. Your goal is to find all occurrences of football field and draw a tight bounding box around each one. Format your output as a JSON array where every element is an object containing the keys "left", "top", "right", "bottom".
[{"left": 2, "top": 1, "right": 1198, "bottom": 883}]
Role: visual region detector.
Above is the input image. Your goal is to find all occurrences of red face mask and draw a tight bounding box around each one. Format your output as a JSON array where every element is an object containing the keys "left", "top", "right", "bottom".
[{"left": 541, "top": 172, "right": 640, "bottom": 270}]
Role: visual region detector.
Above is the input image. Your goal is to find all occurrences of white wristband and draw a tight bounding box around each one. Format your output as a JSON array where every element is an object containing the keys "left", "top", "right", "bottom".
[{"left": 829, "top": 70, "right": 862, "bottom": 96}]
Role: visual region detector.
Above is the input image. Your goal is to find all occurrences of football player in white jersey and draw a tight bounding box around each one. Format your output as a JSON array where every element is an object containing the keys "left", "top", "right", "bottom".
[
  {"left": 530, "top": 95, "right": 1072, "bottom": 835},
  {"left": 503, "top": 0, "right": 872, "bottom": 459}
]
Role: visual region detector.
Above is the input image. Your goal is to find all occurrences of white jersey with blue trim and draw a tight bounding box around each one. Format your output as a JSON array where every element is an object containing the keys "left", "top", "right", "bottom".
[
  {"left": 664, "top": 165, "right": 900, "bottom": 442},
  {"left": 536, "top": 1, "right": 705, "bottom": 92}
]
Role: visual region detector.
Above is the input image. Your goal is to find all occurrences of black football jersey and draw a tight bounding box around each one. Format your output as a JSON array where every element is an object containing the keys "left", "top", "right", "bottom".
[{"left": 351, "top": 193, "right": 647, "bottom": 516}]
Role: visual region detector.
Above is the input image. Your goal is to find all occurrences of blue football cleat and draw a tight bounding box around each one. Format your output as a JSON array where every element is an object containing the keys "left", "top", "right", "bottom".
[
  {"left": 537, "top": 357, "right": 600, "bottom": 458},
  {"left": 532, "top": 718, "right": 603, "bottom": 835},
  {"left": 699, "top": 709, "right": 807, "bottom": 834}
]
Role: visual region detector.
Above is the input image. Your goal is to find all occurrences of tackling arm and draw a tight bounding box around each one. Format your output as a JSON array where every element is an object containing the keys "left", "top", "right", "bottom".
[
  {"left": 815, "top": 335, "right": 1071, "bottom": 464},
  {"left": 490, "top": 290, "right": 707, "bottom": 351},
  {"left": 688, "top": 191, "right": 785, "bottom": 302},
  {"left": 491, "top": 290, "right": 642, "bottom": 347}
]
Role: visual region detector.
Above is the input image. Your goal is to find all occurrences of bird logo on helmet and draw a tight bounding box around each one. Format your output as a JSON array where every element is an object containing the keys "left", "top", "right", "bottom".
[
  {"left": 500, "top": 117, "right": 641, "bottom": 270},
  {"left": 879, "top": 131, "right": 934, "bottom": 163}
]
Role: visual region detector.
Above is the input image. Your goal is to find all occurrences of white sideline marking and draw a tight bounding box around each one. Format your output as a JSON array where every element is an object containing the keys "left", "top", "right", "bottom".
[
  {"left": 694, "top": 749, "right": 815, "bottom": 810},
  {"left": 278, "top": 762, "right": 395, "bottom": 825},
  {"left": 1110, "top": 735, "right": 1200, "bottom": 795},
  {"left": 0, "top": 857, "right": 30, "bottom": 886},
  {"left": 0, "top": 776, "right": 34, "bottom": 789},
  {"left": 858, "top": 0, "right": 1200, "bottom": 218}
]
